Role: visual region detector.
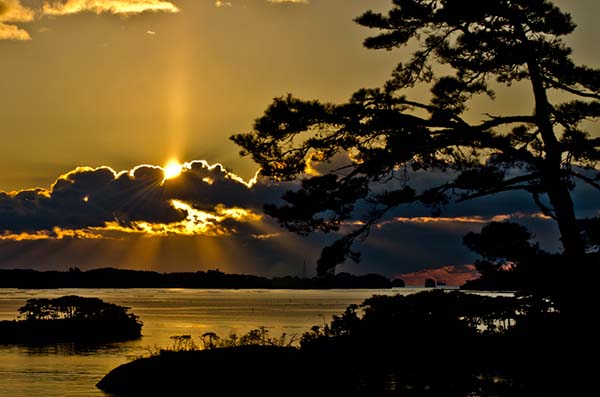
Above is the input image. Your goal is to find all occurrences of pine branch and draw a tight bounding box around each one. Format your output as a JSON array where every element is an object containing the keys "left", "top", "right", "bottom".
[
  {"left": 455, "top": 173, "right": 540, "bottom": 203},
  {"left": 544, "top": 76, "right": 600, "bottom": 100},
  {"left": 476, "top": 115, "right": 536, "bottom": 130},
  {"left": 456, "top": 186, "right": 529, "bottom": 203},
  {"left": 569, "top": 170, "right": 600, "bottom": 191}
]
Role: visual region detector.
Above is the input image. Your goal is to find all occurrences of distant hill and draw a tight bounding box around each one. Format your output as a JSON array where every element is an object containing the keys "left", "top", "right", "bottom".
[{"left": 0, "top": 268, "right": 400, "bottom": 289}]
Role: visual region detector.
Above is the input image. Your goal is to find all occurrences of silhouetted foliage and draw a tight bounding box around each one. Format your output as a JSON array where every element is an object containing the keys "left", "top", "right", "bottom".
[
  {"left": 231, "top": 0, "right": 600, "bottom": 277},
  {"left": 296, "top": 290, "right": 565, "bottom": 395},
  {"left": 300, "top": 290, "right": 527, "bottom": 345},
  {"left": 579, "top": 216, "right": 600, "bottom": 251},
  {"left": 169, "top": 327, "right": 298, "bottom": 351},
  {"left": 462, "top": 222, "right": 539, "bottom": 292},
  {"left": 169, "top": 335, "right": 197, "bottom": 351},
  {"left": 199, "top": 332, "right": 220, "bottom": 349},
  {"left": 99, "top": 290, "right": 568, "bottom": 396},
  {"left": 391, "top": 278, "right": 405, "bottom": 288},
  {"left": 464, "top": 222, "right": 537, "bottom": 262},
  {"left": 424, "top": 278, "right": 436, "bottom": 288},
  {"left": 0, "top": 296, "right": 142, "bottom": 344},
  {"left": 460, "top": 221, "right": 599, "bottom": 308}
]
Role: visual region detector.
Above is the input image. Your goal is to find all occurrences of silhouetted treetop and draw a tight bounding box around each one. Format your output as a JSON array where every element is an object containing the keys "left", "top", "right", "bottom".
[
  {"left": 18, "top": 295, "right": 140, "bottom": 324},
  {"left": 462, "top": 221, "right": 599, "bottom": 303},
  {"left": 356, "top": 0, "right": 593, "bottom": 92},
  {"left": 231, "top": 0, "right": 599, "bottom": 276},
  {"left": 464, "top": 222, "right": 538, "bottom": 263}
]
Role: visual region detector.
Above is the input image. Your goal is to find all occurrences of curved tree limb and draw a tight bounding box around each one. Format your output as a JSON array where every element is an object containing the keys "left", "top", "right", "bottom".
[
  {"left": 569, "top": 170, "right": 600, "bottom": 191},
  {"left": 544, "top": 76, "right": 600, "bottom": 100}
]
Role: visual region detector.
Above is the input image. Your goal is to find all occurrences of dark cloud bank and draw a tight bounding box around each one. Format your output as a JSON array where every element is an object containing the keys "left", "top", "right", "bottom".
[{"left": 0, "top": 160, "right": 596, "bottom": 277}]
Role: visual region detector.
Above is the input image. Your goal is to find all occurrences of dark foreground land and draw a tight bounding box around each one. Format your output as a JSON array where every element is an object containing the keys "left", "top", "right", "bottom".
[
  {"left": 0, "top": 295, "right": 142, "bottom": 344},
  {"left": 97, "top": 290, "right": 578, "bottom": 396}
]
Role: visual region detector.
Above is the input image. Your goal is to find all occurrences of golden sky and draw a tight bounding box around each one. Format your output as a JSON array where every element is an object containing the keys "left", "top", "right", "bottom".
[
  {"left": 1, "top": 0, "right": 597, "bottom": 190},
  {"left": 0, "top": 0, "right": 402, "bottom": 190},
  {"left": 0, "top": 0, "right": 598, "bottom": 277}
]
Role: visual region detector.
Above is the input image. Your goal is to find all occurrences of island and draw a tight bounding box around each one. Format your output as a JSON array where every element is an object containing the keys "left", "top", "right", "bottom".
[{"left": 0, "top": 295, "right": 142, "bottom": 344}]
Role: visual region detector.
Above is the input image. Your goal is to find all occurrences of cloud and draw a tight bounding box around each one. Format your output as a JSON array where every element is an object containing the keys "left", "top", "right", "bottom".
[
  {"left": 0, "top": 0, "right": 179, "bottom": 40},
  {"left": 0, "top": 158, "right": 567, "bottom": 254},
  {"left": 251, "top": 233, "right": 280, "bottom": 240},
  {"left": 215, "top": 1, "right": 232, "bottom": 7},
  {"left": 0, "top": 21, "right": 29, "bottom": 39},
  {"left": 0, "top": 0, "right": 34, "bottom": 22},
  {"left": 374, "top": 213, "right": 552, "bottom": 228},
  {"left": 42, "top": 0, "right": 180, "bottom": 15},
  {"left": 0, "top": 160, "right": 283, "bottom": 240},
  {"left": 146, "top": 29, "right": 155, "bottom": 35},
  {"left": 394, "top": 264, "right": 480, "bottom": 287},
  {"left": 100, "top": 200, "right": 262, "bottom": 237},
  {"left": 0, "top": 0, "right": 34, "bottom": 40},
  {"left": 0, "top": 158, "right": 588, "bottom": 276},
  {"left": 0, "top": 227, "right": 102, "bottom": 241}
]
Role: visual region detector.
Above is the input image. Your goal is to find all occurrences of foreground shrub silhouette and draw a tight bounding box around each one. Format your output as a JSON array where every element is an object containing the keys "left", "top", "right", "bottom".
[
  {"left": 0, "top": 295, "right": 142, "bottom": 343},
  {"left": 98, "top": 290, "right": 569, "bottom": 396}
]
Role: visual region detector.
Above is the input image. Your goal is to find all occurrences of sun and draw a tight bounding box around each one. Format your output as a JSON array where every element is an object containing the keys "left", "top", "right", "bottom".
[{"left": 163, "top": 160, "right": 183, "bottom": 180}]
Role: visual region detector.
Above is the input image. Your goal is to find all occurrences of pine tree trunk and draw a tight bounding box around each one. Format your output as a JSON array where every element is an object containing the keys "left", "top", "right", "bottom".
[
  {"left": 545, "top": 180, "right": 585, "bottom": 258},
  {"left": 522, "top": 33, "right": 586, "bottom": 259}
]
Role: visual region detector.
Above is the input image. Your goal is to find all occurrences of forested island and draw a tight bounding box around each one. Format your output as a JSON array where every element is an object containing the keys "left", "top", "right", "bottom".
[
  {"left": 0, "top": 267, "right": 405, "bottom": 289},
  {"left": 0, "top": 296, "right": 142, "bottom": 344}
]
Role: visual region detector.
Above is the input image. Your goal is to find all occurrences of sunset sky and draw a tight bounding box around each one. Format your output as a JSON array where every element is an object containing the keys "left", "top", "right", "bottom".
[{"left": 1, "top": 0, "right": 598, "bottom": 281}]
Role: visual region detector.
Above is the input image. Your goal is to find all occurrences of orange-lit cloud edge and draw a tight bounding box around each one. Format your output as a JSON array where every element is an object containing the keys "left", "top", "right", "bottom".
[
  {"left": 343, "top": 212, "right": 552, "bottom": 231},
  {"left": 394, "top": 264, "right": 480, "bottom": 287},
  {"left": 0, "top": 0, "right": 313, "bottom": 41},
  {"left": 0, "top": 0, "right": 179, "bottom": 41}
]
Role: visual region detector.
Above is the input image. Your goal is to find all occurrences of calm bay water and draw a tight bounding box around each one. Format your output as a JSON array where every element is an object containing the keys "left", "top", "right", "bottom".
[{"left": 0, "top": 288, "right": 415, "bottom": 396}]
